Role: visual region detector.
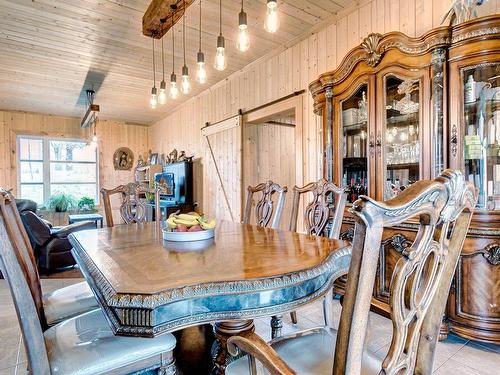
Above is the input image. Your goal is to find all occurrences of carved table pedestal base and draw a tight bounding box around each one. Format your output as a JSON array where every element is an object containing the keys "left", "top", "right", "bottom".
[{"left": 211, "top": 320, "right": 255, "bottom": 375}]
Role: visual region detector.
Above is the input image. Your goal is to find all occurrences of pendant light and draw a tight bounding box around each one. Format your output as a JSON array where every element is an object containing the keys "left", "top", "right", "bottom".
[
  {"left": 237, "top": 0, "right": 249, "bottom": 52},
  {"left": 181, "top": 0, "right": 191, "bottom": 94},
  {"left": 158, "top": 24, "right": 167, "bottom": 105},
  {"left": 91, "top": 118, "right": 98, "bottom": 145},
  {"left": 170, "top": 24, "right": 179, "bottom": 99},
  {"left": 150, "top": 37, "right": 158, "bottom": 109},
  {"left": 196, "top": 0, "right": 207, "bottom": 83},
  {"left": 214, "top": 0, "right": 226, "bottom": 71},
  {"left": 265, "top": 0, "right": 279, "bottom": 33}
]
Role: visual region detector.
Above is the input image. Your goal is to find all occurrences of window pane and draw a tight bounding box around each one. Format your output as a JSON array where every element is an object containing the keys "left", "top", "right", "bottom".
[
  {"left": 50, "top": 162, "right": 97, "bottom": 183},
  {"left": 20, "top": 184, "right": 44, "bottom": 204},
  {"left": 49, "top": 140, "right": 96, "bottom": 162},
  {"left": 20, "top": 161, "right": 44, "bottom": 183},
  {"left": 19, "top": 138, "right": 43, "bottom": 160},
  {"left": 50, "top": 184, "right": 97, "bottom": 201}
]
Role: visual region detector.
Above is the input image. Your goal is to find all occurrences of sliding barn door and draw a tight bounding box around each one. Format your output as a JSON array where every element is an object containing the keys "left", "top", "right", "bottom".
[{"left": 201, "top": 115, "right": 242, "bottom": 222}]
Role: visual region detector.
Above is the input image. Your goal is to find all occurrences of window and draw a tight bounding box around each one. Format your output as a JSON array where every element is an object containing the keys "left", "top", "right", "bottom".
[{"left": 18, "top": 136, "right": 98, "bottom": 205}]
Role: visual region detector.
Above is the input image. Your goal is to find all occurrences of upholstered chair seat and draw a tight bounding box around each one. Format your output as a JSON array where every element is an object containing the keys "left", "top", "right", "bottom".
[
  {"left": 43, "top": 281, "right": 98, "bottom": 326},
  {"left": 227, "top": 327, "right": 385, "bottom": 375},
  {"left": 45, "top": 309, "right": 177, "bottom": 375}
]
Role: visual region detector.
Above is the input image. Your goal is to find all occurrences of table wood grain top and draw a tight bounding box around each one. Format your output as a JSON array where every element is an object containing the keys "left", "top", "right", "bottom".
[{"left": 69, "top": 221, "right": 349, "bottom": 296}]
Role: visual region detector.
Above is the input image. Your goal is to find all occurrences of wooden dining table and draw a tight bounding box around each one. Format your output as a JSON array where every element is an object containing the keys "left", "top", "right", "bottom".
[{"left": 69, "top": 220, "right": 352, "bottom": 374}]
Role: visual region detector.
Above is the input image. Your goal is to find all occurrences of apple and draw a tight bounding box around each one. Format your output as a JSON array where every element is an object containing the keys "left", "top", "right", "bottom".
[
  {"left": 176, "top": 225, "right": 188, "bottom": 232},
  {"left": 188, "top": 224, "right": 203, "bottom": 232}
]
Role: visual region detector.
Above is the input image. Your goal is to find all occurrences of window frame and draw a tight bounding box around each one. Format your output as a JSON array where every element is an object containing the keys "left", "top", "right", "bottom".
[{"left": 17, "top": 135, "right": 99, "bottom": 205}]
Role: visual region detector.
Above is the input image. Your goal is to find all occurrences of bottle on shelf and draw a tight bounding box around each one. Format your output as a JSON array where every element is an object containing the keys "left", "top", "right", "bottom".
[{"left": 465, "top": 74, "right": 476, "bottom": 103}]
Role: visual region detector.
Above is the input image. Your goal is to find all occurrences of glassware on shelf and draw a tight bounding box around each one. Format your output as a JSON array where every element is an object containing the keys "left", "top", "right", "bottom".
[
  {"left": 462, "top": 63, "right": 500, "bottom": 210},
  {"left": 341, "top": 84, "right": 369, "bottom": 203},
  {"left": 383, "top": 75, "right": 421, "bottom": 200}
]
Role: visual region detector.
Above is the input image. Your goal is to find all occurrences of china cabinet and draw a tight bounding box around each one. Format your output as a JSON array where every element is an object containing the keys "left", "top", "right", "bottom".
[{"left": 309, "top": 15, "right": 500, "bottom": 344}]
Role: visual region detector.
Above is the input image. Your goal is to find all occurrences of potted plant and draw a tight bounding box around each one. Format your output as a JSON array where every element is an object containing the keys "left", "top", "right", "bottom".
[
  {"left": 46, "top": 193, "right": 77, "bottom": 212},
  {"left": 77, "top": 196, "right": 96, "bottom": 212}
]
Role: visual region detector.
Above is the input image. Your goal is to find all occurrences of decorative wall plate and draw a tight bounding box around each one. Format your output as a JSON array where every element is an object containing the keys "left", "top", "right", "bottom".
[{"left": 113, "top": 147, "right": 134, "bottom": 170}]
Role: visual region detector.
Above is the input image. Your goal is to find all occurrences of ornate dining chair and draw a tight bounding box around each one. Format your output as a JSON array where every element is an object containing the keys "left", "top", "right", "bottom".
[
  {"left": 0, "top": 188, "right": 98, "bottom": 327},
  {"left": 101, "top": 182, "right": 161, "bottom": 227},
  {"left": 226, "top": 170, "right": 477, "bottom": 375},
  {"left": 0, "top": 188, "right": 178, "bottom": 374},
  {"left": 289, "top": 178, "right": 348, "bottom": 239},
  {"left": 271, "top": 179, "right": 347, "bottom": 338},
  {"left": 243, "top": 181, "right": 287, "bottom": 229}
]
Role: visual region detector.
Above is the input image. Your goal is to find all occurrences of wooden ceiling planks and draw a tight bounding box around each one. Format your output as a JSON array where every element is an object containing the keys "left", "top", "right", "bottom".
[{"left": 0, "top": 0, "right": 349, "bottom": 124}]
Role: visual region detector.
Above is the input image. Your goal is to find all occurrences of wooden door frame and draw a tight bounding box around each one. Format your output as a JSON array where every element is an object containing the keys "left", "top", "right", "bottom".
[{"left": 242, "top": 95, "right": 304, "bottom": 193}]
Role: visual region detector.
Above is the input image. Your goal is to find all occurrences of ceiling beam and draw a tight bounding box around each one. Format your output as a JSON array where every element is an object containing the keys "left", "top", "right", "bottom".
[{"left": 142, "top": 0, "right": 195, "bottom": 39}]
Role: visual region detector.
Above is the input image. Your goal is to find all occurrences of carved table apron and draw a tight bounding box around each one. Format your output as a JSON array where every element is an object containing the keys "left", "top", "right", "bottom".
[{"left": 69, "top": 221, "right": 351, "bottom": 374}]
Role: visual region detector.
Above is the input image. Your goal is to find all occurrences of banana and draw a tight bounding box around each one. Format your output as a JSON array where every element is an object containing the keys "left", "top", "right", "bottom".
[
  {"left": 173, "top": 218, "right": 199, "bottom": 227},
  {"left": 200, "top": 219, "right": 216, "bottom": 230},
  {"left": 177, "top": 213, "right": 201, "bottom": 221},
  {"left": 166, "top": 217, "right": 177, "bottom": 229},
  {"left": 187, "top": 211, "right": 201, "bottom": 218}
]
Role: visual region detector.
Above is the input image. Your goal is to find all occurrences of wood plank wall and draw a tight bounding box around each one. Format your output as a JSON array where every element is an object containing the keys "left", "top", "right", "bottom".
[
  {"left": 150, "top": 0, "right": 499, "bottom": 220},
  {"left": 0, "top": 110, "right": 149, "bottom": 225},
  {"left": 243, "top": 122, "right": 296, "bottom": 230}
]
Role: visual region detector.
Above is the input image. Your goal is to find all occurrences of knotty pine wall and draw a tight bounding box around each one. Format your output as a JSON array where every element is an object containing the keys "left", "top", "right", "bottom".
[
  {"left": 0, "top": 110, "right": 149, "bottom": 224},
  {"left": 149, "top": 0, "right": 500, "bottom": 220}
]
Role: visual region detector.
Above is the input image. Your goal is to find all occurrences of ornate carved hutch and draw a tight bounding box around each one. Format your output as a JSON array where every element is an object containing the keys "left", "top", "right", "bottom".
[{"left": 309, "top": 15, "right": 500, "bottom": 344}]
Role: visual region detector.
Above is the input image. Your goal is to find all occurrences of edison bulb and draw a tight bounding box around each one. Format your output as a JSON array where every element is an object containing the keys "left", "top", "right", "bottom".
[
  {"left": 150, "top": 87, "right": 158, "bottom": 109},
  {"left": 170, "top": 81, "right": 179, "bottom": 99},
  {"left": 181, "top": 75, "right": 191, "bottom": 94},
  {"left": 197, "top": 61, "right": 207, "bottom": 83},
  {"left": 215, "top": 46, "right": 226, "bottom": 71},
  {"left": 196, "top": 51, "right": 207, "bottom": 84},
  {"left": 237, "top": 25, "right": 250, "bottom": 52},
  {"left": 158, "top": 81, "right": 167, "bottom": 105},
  {"left": 180, "top": 66, "right": 191, "bottom": 94},
  {"left": 215, "top": 35, "right": 226, "bottom": 71},
  {"left": 92, "top": 134, "right": 98, "bottom": 143},
  {"left": 265, "top": 0, "right": 279, "bottom": 33}
]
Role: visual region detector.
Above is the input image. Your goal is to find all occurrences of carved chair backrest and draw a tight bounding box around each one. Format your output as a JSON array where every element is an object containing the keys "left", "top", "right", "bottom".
[
  {"left": 101, "top": 182, "right": 161, "bottom": 227},
  {"left": 333, "top": 170, "right": 477, "bottom": 375},
  {"left": 289, "top": 178, "right": 348, "bottom": 239},
  {"left": 243, "top": 181, "right": 287, "bottom": 229},
  {"left": 0, "top": 189, "right": 51, "bottom": 373}
]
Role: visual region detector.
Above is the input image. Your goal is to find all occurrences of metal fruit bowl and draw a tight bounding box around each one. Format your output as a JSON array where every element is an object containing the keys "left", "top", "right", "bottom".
[{"left": 162, "top": 228, "right": 215, "bottom": 242}]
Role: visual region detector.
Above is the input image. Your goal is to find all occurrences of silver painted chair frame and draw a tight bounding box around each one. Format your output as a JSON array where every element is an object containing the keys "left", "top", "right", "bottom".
[{"left": 226, "top": 170, "right": 477, "bottom": 375}]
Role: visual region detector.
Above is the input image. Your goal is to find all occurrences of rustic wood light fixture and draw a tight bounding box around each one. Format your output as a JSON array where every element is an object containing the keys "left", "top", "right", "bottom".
[
  {"left": 81, "top": 90, "right": 99, "bottom": 128},
  {"left": 143, "top": 0, "right": 195, "bottom": 39}
]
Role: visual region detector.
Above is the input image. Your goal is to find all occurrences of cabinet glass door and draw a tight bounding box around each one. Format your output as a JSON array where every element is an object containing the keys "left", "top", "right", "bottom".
[
  {"left": 341, "top": 84, "right": 369, "bottom": 203},
  {"left": 383, "top": 75, "right": 421, "bottom": 200},
  {"left": 461, "top": 63, "right": 500, "bottom": 210}
]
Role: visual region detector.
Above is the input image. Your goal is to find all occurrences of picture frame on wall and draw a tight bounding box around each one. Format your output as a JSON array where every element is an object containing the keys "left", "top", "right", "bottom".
[{"left": 149, "top": 153, "right": 158, "bottom": 165}]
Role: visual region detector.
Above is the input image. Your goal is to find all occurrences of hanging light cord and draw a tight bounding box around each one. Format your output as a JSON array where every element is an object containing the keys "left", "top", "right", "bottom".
[
  {"left": 161, "top": 38, "right": 165, "bottom": 81},
  {"left": 183, "top": 0, "right": 186, "bottom": 66},
  {"left": 161, "top": 34, "right": 165, "bottom": 81},
  {"left": 199, "top": 0, "right": 202, "bottom": 51},
  {"left": 152, "top": 37, "right": 156, "bottom": 86},
  {"left": 241, "top": 0, "right": 243, "bottom": 12},
  {"left": 219, "top": 0, "right": 222, "bottom": 35},
  {"left": 172, "top": 22, "right": 175, "bottom": 73}
]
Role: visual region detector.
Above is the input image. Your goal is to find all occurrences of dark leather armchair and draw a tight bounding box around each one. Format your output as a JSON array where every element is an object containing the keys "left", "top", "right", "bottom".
[{"left": 16, "top": 200, "right": 94, "bottom": 272}]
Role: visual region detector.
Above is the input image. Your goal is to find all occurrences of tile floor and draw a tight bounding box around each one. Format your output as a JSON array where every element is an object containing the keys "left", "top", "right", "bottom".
[{"left": 0, "top": 279, "right": 498, "bottom": 374}]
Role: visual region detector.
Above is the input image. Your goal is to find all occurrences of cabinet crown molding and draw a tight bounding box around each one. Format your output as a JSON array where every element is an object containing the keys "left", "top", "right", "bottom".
[{"left": 309, "top": 15, "right": 500, "bottom": 116}]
